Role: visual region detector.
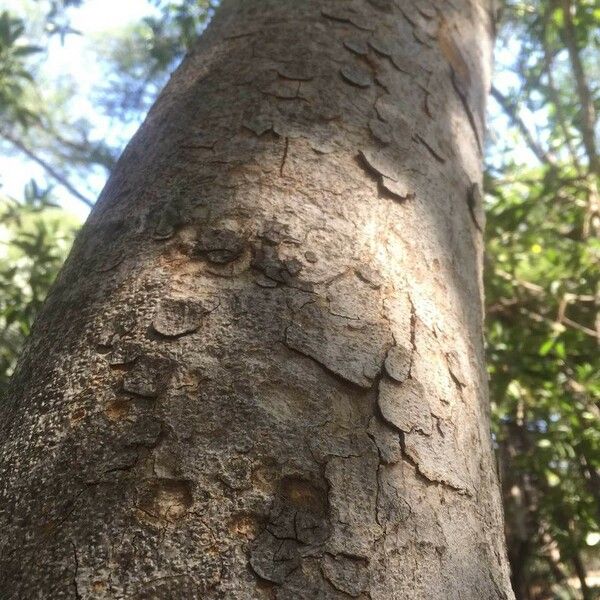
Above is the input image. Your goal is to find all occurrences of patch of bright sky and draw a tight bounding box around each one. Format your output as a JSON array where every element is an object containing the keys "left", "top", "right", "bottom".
[
  {"left": 0, "top": 0, "right": 158, "bottom": 220},
  {"left": 487, "top": 35, "right": 550, "bottom": 171},
  {"left": 0, "top": 1, "right": 546, "bottom": 223}
]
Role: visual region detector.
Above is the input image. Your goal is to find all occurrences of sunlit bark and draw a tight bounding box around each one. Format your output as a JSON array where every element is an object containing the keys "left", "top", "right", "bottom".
[{"left": 0, "top": 1, "right": 514, "bottom": 597}]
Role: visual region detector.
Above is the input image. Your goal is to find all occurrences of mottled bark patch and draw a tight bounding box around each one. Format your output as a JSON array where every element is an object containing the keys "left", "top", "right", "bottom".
[
  {"left": 107, "top": 341, "right": 141, "bottom": 366},
  {"left": 135, "top": 478, "right": 193, "bottom": 525},
  {"left": 104, "top": 398, "right": 131, "bottom": 422},
  {"left": 194, "top": 227, "right": 246, "bottom": 264},
  {"left": 151, "top": 202, "right": 185, "bottom": 240},
  {"left": 249, "top": 531, "right": 301, "bottom": 584},
  {"left": 122, "top": 356, "right": 172, "bottom": 398}
]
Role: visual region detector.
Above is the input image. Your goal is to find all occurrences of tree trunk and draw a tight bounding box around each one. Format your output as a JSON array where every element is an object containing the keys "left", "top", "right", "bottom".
[{"left": 0, "top": 1, "right": 514, "bottom": 597}]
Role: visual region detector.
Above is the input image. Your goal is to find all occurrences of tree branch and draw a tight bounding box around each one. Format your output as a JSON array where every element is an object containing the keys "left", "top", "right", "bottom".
[
  {"left": 490, "top": 85, "right": 557, "bottom": 167},
  {"left": 0, "top": 129, "right": 94, "bottom": 209}
]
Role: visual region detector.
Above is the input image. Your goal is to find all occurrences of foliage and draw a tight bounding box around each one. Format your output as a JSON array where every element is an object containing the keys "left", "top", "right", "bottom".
[
  {"left": 487, "top": 0, "right": 600, "bottom": 597},
  {"left": 0, "top": 3, "right": 119, "bottom": 210},
  {"left": 0, "top": 181, "right": 78, "bottom": 391},
  {"left": 0, "top": 9, "right": 41, "bottom": 126}
]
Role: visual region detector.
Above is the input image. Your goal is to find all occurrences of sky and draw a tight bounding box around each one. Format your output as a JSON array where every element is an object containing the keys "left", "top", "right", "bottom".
[
  {"left": 1, "top": 0, "right": 158, "bottom": 219},
  {"left": 0, "top": 0, "right": 543, "bottom": 223}
]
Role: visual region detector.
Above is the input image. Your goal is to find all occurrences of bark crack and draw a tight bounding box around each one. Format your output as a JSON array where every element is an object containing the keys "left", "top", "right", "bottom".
[
  {"left": 279, "top": 137, "right": 290, "bottom": 177},
  {"left": 71, "top": 542, "right": 82, "bottom": 600},
  {"left": 466, "top": 182, "right": 483, "bottom": 232},
  {"left": 451, "top": 70, "right": 483, "bottom": 155},
  {"left": 407, "top": 293, "right": 417, "bottom": 378}
]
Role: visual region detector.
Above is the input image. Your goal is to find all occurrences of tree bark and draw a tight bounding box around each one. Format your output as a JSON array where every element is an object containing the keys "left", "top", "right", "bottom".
[{"left": 0, "top": 0, "right": 514, "bottom": 598}]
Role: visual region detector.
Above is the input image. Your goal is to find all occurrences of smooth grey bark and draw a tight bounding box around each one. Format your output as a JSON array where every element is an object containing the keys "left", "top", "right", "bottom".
[{"left": 0, "top": 0, "right": 514, "bottom": 598}]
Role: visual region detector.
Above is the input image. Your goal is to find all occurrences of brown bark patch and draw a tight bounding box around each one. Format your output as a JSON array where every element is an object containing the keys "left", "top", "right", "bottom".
[
  {"left": 135, "top": 479, "right": 193, "bottom": 525},
  {"left": 280, "top": 476, "right": 327, "bottom": 515},
  {"left": 438, "top": 19, "right": 470, "bottom": 88},
  {"left": 228, "top": 513, "right": 261, "bottom": 539},
  {"left": 91, "top": 581, "right": 107, "bottom": 593},
  {"left": 104, "top": 398, "right": 131, "bottom": 422}
]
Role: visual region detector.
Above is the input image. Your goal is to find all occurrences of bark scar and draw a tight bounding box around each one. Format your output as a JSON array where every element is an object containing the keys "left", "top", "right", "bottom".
[{"left": 71, "top": 542, "right": 82, "bottom": 600}]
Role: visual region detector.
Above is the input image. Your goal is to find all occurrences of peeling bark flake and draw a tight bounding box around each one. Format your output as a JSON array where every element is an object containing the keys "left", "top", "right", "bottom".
[
  {"left": 340, "top": 65, "right": 373, "bottom": 88},
  {"left": 381, "top": 176, "right": 414, "bottom": 200},
  {"left": 467, "top": 182, "right": 484, "bottom": 232},
  {"left": 285, "top": 302, "right": 392, "bottom": 388},
  {"left": 343, "top": 39, "right": 369, "bottom": 56},
  {"left": 243, "top": 115, "right": 273, "bottom": 136},
  {"left": 378, "top": 378, "right": 432, "bottom": 435},
  {"left": 153, "top": 297, "right": 217, "bottom": 338}
]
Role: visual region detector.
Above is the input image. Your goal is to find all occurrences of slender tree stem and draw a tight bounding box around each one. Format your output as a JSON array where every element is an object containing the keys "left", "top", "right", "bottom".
[
  {"left": 560, "top": 0, "right": 598, "bottom": 175},
  {"left": 541, "top": 10, "right": 583, "bottom": 174}
]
